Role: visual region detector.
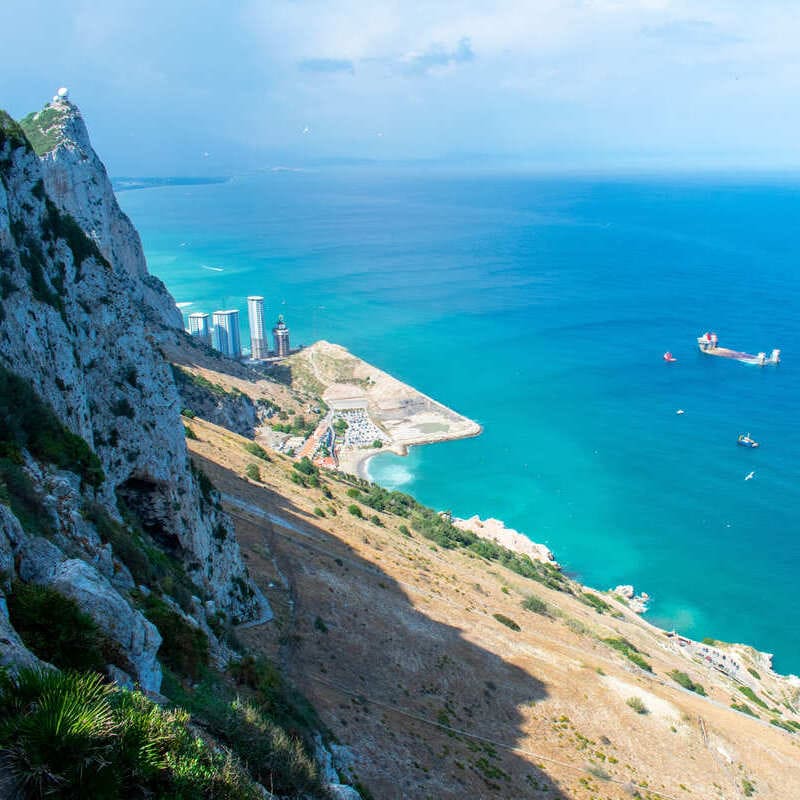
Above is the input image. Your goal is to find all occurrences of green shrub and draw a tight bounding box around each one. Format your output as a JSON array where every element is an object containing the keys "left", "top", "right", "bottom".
[
  {"left": 579, "top": 592, "right": 611, "bottom": 614},
  {"left": 492, "top": 613, "right": 521, "bottom": 631},
  {"left": 522, "top": 595, "right": 550, "bottom": 616},
  {"left": 243, "top": 441, "right": 271, "bottom": 462},
  {"left": 0, "top": 668, "right": 262, "bottom": 799},
  {"left": 0, "top": 457, "right": 53, "bottom": 535},
  {"left": 314, "top": 616, "right": 328, "bottom": 633},
  {"left": 244, "top": 463, "right": 261, "bottom": 482},
  {"left": 742, "top": 778, "right": 756, "bottom": 797},
  {"left": 348, "top": 504, "right": 363, "bottom": 518},
  {"left": 227, "top": 655, "right": 322, "bottom": 744},
  {"left": 313, "top": 507, "right": 326, "bottom": 518},
  {"left": 668, "top": 669, "right": 706, "bottom": 696},
  {"left": 770, "top": 718, "right": 797, "bottom": 734},
  {"left": 181, "top": 408, "right": 196, "bottom": 418},
  {"left": 747, "top": 666, "right": 761, "bottom": 680},
  {"left": 602, "top": 637, "right": 653, "bottom": 672},
  {"left": 369, "top": 513, "right": 383, "bottom": 526},
  {"left": 202, "top": 697, "right": 323, "bottom": 797},
  {"left": 738, "top": 685, "right": 769, "bottom": 710},
  {"left": 184, "top": 424, "right": 198, "bottom": 440},
  {"left": 398, "top": 524, "right": 411, "bottom": 537},
  {"left": 293, "top": 456, "right": 318, "bottom": 476},
  {"left": 142, "top": 596, "right": 208, "bottom": 680},
  {"left": 626, "top": 696, "right": 648, "bottom": 714},
  {"left": 730, "top": 702, "right": 758, "bottom": 717},
  {"left": 6, "top": 580, "right": 108, "bottom": 672},
  {"left": 0, "top": 365, "right": 104, "bottom": 488}
]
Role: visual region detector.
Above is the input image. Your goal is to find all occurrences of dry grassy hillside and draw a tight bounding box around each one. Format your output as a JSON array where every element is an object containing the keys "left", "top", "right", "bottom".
[{"left": 180, "top": 407, "right": 800, "bottom": 800}]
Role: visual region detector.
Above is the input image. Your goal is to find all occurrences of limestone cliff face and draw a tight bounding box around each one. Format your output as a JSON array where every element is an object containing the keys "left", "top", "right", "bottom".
[
  {"left": 19, "top": 99, "right": 183, "bottom": 330},
  {"left": 0, "top": 105, "right": 270, "bottom": 687}
]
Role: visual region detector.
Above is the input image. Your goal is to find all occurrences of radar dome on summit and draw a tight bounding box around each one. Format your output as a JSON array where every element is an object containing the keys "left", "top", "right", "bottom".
[{"left": 53, "top": 87, "right": 69, "bottom": 103}]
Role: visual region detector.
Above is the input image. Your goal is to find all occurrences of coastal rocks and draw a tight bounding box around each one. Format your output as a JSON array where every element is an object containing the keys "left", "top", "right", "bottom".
[
  {"left": 613, "top": 584, "right": 650, "bottom": 614},
  {"left": 451, "top": 515, "right": 558, "bottom": 566}
]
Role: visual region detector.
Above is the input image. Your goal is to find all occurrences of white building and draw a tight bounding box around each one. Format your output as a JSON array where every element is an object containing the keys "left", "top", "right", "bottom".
[
  {"left": 247, "top": 296, "right": 269, "bottom": 360},
  {"left": 187, "top": 312, "right": 211, "bottom": 345},
  {"left": 212, "top": 310, "right": 241, "bottom": 358}
]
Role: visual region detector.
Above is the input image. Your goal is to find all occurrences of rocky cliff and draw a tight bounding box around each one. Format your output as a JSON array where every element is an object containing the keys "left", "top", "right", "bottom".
[
  {"left": 19, "top": 97, "right": 183, "bottom": 330},
  {"left": 0, "top": 100, "right": 269, "bottom": 692}
]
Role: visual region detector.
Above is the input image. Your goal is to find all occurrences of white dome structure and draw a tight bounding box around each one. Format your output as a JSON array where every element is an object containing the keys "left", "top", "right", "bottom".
[{"left": 53, "top": 87, "right": 69, "bottom": 103}]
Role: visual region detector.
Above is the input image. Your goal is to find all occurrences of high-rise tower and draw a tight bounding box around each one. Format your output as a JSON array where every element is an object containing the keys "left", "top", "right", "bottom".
[
  {"left": 187, "top": 312, "right": 211, "bottom": 345},
  {"left": 272, "top": 314, "right": 290, "bottom": 357},
  {"left": 247, "top": 296, "right": 269, "bottom": 360},
  {"left": 212, "top": 310, "right": 242, "bottom": 358}
]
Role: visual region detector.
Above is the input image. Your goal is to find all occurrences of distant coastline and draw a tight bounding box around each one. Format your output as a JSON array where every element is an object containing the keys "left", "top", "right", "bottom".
[{"left": 112, "top": 176, "right": 229, "bottom": 192}]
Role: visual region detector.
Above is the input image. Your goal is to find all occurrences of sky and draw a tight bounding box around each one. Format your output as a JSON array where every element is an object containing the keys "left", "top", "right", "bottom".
[{"left": 2, "top": 1, "right": 800, "bottom": 174}]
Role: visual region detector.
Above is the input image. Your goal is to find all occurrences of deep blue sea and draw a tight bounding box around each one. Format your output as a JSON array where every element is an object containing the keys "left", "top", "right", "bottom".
[{"left": 118, "top": 170, "right": 800, "bottom": 674}]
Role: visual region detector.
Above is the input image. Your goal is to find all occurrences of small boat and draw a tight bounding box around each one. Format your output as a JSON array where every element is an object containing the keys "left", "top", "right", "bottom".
[
  {"left": 737, "top": 433, "right": 759, "bottom": 448},
  {"left": 663, "top": 351, "right": 677, "bottom": 362}
]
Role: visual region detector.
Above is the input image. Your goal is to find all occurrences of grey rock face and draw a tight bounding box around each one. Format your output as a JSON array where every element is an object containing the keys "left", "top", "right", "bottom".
[
  {"left": 15, "top": 536, "right": 163, "bottom": 692},
  {"left": 0, "top": 596, "right": 42, "bottom": 673},
  {"left": 49, "top": 558, "right": 163, "bottom": 692},
  {"left": 26, "top": 99, "right": 183, "bottom": 330},
  {"left": 0, "top": 106, "right": 269, "bottom": 624}
]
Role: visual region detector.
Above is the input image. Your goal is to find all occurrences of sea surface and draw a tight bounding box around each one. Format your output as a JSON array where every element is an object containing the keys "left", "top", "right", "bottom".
[{"left": 118, "top": 169, "right": 800, "bottom": 674}]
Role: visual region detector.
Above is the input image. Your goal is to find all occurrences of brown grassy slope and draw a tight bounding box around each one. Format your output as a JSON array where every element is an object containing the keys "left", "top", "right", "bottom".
[{"left": 184, "top": 415, "right": 800, "bottom": 800}]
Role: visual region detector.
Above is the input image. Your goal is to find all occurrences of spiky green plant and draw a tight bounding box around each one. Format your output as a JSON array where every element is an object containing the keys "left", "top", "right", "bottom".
[
  {"left": 0, "top": 668, "right": 264, "bottom": 799},
  {"left": 0, "top": 669, "right": 117, "bottom": 797}
]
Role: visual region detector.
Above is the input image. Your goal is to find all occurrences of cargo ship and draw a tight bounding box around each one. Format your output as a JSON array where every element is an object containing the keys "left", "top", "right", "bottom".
[{"left": 697, "top": 332, "right": 780, "bottom": 366}]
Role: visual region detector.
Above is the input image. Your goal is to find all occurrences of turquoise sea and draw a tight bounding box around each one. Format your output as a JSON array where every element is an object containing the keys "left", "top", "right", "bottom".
[{"left": 118, "top": 170, "right": 800, "bottom": 674}]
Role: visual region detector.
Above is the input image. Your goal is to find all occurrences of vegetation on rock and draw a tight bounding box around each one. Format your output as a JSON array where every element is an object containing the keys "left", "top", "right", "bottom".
[
  {"left": 0, "top": 668, "right": 263, "bottom": 799},
  {"left": 0, "top": 364, "right": 104, "bottom": 489}
]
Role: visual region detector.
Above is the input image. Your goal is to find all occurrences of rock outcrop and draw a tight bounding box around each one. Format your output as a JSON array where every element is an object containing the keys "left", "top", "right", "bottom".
[{"left": 19, "top": 98, "right": 183, "bottom": 330}]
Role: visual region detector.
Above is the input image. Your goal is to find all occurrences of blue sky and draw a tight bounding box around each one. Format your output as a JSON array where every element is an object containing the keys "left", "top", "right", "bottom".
[{"left": 2, "top": 1, "right": 800, "bottom": 173}]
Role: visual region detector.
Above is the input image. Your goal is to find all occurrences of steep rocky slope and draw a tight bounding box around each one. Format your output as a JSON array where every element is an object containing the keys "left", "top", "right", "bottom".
[
  {"left": 19, "top": 97, "right": 183, "bottom": 330},
  {"left": 0, "top": 102, "right": 268, "bottom": 691}
]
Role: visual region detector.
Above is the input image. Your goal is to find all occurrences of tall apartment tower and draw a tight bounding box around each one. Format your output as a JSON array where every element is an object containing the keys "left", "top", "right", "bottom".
[
  {"left": 212, "top": 310, "right": 242, "bottom": 358},
  {"left": 272, "top": 314, "right": 290, "bottom": 357},
  {"left": 187, "top": 312, "right": 211, "bottom": 345},
  {"left": 247, "top": 296, "right": 269, "bottom": 360}
]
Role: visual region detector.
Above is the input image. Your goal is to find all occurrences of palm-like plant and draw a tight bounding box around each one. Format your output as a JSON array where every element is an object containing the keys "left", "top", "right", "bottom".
[{"left": 0, "top": 669, "right": 117, "bottom": 797}]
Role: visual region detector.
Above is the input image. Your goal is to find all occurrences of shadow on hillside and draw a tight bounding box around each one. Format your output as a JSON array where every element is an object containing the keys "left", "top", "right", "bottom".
[{"left": 191, "top": 452, "right": 573, "bottom": 800}]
